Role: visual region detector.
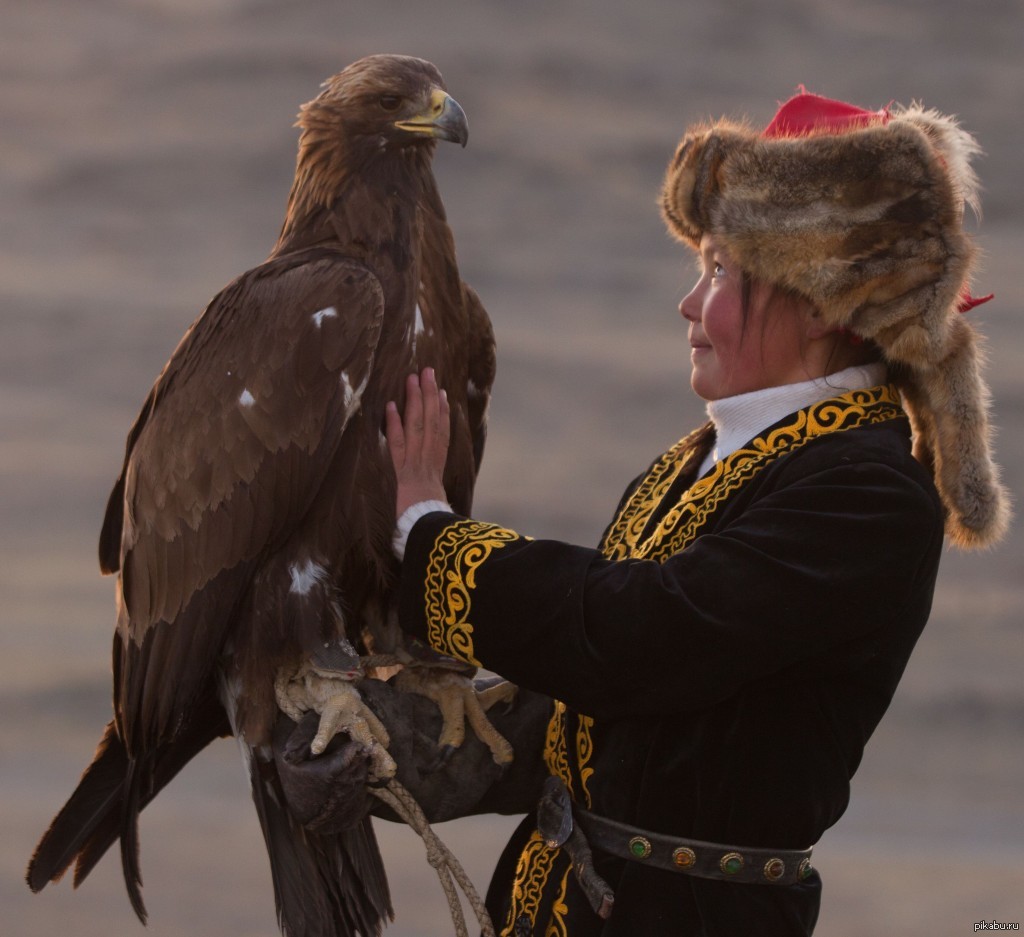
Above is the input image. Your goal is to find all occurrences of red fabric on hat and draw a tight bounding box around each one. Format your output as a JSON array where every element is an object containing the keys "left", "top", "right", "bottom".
[
  {"left": 762, "top": 90, "right": 888, "bottom": 138},
  {"left": 958, "top": 292, "right": 994, "bottom": 313}
]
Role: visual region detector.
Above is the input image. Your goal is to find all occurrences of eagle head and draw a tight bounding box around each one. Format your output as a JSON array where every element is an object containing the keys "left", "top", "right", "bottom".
[
  {"left": 277, "top": 55, "right": 468, "bottom": 253},
  {"left": 299, "top": 54, "right": 468, "bottom": 154}
]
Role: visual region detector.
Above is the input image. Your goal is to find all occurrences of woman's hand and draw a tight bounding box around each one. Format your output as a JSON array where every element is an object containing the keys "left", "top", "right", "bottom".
[{"left": 386, "top": 368, "right": 451, "bottom": 518}]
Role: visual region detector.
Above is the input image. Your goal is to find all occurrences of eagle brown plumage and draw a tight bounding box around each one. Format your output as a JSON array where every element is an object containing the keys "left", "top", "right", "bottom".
[{"left": 26, "top": 54, "right": 495, "bottom": 937}]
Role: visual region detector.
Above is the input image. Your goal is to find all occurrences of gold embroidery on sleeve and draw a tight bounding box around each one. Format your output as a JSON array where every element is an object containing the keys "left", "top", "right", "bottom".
[{"left": 423, "top": 520, "right": 519, "bottom": 666}]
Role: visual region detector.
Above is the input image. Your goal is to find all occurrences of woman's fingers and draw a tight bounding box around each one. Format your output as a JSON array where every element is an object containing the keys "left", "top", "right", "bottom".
[
  {"left": 385, "top": 368, "right": 450, "bottom": 478},
  {"left": 436, "top": 387, "right": 450, "bottom": 467},
  {"left": 403, "top": 371, "right": 424, "bottom": 448},
  {"left": 419, "top": 368, "right": 448, "bottom": 468}
]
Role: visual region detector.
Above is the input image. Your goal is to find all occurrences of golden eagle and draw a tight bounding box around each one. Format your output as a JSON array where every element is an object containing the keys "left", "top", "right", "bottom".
[{"left": 26, "top": 54, "right": 494, "bottom": 937}]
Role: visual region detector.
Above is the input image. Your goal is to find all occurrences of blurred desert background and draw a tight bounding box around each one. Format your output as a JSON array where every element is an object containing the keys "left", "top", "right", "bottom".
[{"left": 3, "top": 1, "right": 1022, "bottom": 934}]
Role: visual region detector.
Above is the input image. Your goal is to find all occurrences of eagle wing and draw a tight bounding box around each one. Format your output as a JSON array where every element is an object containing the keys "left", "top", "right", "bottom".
[
  {"left": 463, "top": 282, "right": 495, "bottom": 475},
  {"left": 103, "top": 248, "right": 384, "bottom": 755}
]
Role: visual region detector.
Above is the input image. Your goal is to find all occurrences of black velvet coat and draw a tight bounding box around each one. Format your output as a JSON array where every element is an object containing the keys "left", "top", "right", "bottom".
[{"left": 398, "top": 385, "right": 944, "bottom": 936}]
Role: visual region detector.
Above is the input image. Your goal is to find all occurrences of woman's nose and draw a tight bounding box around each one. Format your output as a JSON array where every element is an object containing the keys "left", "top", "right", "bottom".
[{"left": 679, "top": 285, "right": 700, "bottom": 322}]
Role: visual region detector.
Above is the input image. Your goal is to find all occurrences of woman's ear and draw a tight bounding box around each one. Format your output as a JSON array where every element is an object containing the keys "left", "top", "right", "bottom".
[{"left": 803, "top": 304, "right": 834, "bottom": 340}]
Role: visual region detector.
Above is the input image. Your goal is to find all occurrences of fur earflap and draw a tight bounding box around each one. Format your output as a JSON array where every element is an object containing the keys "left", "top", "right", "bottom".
[{"left": 661, "top": 103, "right": 1010, "bottom": 547}]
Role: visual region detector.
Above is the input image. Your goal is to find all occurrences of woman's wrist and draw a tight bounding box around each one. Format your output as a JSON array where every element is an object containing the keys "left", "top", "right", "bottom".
[{"left": 392, "top": 499, "right": 453, "bottom": 560}]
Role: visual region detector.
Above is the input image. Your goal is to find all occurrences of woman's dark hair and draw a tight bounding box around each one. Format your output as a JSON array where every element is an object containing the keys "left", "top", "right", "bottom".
[
  {"left": 739, "top": 271, "right": 754, "bottom": 331},
  {"left": 738, "top": 268, "right": 880, "bottom": 374}
]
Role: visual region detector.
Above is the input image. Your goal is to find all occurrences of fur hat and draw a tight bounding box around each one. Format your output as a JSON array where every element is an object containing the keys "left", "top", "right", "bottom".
[{"left": 661, "top": 91, "right": 1009, "bottom": 548}]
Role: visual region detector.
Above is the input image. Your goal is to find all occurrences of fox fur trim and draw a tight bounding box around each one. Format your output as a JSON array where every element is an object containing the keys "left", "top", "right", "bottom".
[{"left": 661, "top": 105, "right": 1009, "bottom": 547}]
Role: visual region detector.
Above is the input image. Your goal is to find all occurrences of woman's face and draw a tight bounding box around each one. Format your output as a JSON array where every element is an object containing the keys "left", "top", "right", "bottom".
[{"left": 680, "top": 235, "right": 815, "bottom": 401}]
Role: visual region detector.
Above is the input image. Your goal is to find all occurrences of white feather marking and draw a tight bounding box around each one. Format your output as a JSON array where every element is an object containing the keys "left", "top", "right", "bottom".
[
  {"left": 217, "top": 668, "right": 244, "bottom": 735},
  {"left": 405, "top": 305, "right": 419, "bottom": 355},
  {"left": 238, "top": 389, "right": 255, "bottom": 407},
  {"left": 289, "top": 558, "right": 328, "bottom": 596},
  {"left": 340, "top": 370, "right": 370, "bottom": 416},
  {"left": 341, "top": 371, "right": 356, "bottom": 410},
  {"left": 312, "top": 306, "right": 338, "bottom": 327},
  {"left": 340, "top": 371, "right": 352, "bottom": 403},
  {"left": 467, "top": 379, "right": 482, "bottom": 400}
]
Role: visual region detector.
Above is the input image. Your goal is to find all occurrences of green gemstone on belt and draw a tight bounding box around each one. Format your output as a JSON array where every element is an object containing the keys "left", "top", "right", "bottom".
[
  {"left": 720, "top": 852, "right": 744, "bottom": 875},
  {"left": 628, "top": 836, "right": 652, "bottom": 859}
]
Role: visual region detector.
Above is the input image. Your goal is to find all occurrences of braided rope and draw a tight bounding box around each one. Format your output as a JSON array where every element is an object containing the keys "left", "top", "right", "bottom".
[{"left": 369, "top": 779, "right": 496, "bottom": 937}]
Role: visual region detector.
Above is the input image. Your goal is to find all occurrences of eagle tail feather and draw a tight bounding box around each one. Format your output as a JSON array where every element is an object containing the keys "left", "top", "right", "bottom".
[
  {"left": 27, "top": 693, "right": 229, "bottom": 920},
  {"left": 249, "top": 749, "right": 393, "bottom": 937},
  {"left": 119, "top": 757, "right": 148, "bottom": 923},
  {"left": 71, "top": 696, "right": 230, "bottom": 887},
  {"left": 25, "top": 720, "right": 127, "bottom": 892}
]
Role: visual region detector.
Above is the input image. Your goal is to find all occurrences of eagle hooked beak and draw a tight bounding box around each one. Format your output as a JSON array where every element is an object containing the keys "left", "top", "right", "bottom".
[{"left": 394, "top": 89, "right": 469, "bottom": 147}]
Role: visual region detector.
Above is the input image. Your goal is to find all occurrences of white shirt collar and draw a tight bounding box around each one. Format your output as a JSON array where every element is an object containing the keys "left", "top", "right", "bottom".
[{"left": 699, "top": 363, "right": 888, "bottom": 476}]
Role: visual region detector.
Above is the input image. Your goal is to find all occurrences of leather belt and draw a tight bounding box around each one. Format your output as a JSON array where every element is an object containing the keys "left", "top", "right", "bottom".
[
  {"left": 574, "top": 807, "right": 815, "bottom": 886},
  {"left": 537, "top": 776, "right": 814, "bottom": 897}
]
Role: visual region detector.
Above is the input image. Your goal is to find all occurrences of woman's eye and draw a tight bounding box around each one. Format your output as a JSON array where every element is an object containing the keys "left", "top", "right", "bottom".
[
  {"left": 712, "top": 262, "right": 725, "bottom": 278},
  {"left": 379, "top": 94, "right": 402, "bottom": 112}
]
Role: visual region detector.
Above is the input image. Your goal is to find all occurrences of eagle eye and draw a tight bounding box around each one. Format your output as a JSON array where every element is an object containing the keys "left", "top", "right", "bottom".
[{"left": 378, "top": 94, "right": 402, "bottom": 112}]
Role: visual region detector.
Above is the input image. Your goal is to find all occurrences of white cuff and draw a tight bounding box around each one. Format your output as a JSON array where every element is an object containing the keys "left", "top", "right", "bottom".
[{"left": 392, "top": 499, "right": 453, "bottom": 560}]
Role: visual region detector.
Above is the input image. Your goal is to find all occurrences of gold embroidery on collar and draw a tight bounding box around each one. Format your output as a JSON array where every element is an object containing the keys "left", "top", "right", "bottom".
[
  {"left": 600, "top": 424, "right": 710, "bottom": 561},
  {"left": 424, "top": 520, "right": 519, "bottom": 666},
  {"left": 639, "top": 385, "right": 902, "bottom": 561}
]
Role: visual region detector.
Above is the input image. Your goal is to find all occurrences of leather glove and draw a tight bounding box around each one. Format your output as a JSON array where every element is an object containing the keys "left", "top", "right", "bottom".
[
  {"left": 272, "top": 675, "right": 551, "bottom": 831},
  {"left": 272, "top": 709, "right": 373, "bottom": 834}
]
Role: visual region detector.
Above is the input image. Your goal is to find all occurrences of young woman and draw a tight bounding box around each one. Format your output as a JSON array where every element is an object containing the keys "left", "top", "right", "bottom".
[{"left": 286, "top": 92, "right": 1009, "bottom": 935}]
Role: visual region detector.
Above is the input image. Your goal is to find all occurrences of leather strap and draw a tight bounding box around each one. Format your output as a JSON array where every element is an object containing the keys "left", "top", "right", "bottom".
[{"left": 574, "top": 808, "right": 815, "bottom": 886}]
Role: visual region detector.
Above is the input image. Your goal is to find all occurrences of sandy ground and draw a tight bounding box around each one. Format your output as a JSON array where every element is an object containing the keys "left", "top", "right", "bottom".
[{"left": 2, "top": 1, "right": 1023, "bottom": 934}]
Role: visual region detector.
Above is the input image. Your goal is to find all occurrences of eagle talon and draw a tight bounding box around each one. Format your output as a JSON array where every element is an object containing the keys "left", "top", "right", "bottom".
[
  {"left": 275, "top": 641, "right": 396, "bottom": 781},
  {"left": 393, "top": 665, "right": 517, "bottom": 767},
  {"left": 427, "top": 744, "right": 458, "bottom": 774}
]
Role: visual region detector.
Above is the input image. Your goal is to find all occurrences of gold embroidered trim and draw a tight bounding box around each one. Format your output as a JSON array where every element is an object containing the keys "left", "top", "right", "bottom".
[
  {"left": 544, "top": 868, "right": 572, "bottom": 937},
  {"left": 502, "top": 830, "right": 560, "bottom": 937},
  {"left": 543, "top": 701, "right": 574, "bottom": 798},
  {"left": 639, "top": 385, "right": 902, "bottom": 561},
  {"left": 575, "top": 715, "right": 595, "bottom": 809},
  {"left": 542, "top": 704, "right": 595, "bottom": 808},
  {"left": 424, "top": 520, "right": 519, "bottom": 666},
  {"left": 600, "top": 424, "right": 710, "bottom": 560}
]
